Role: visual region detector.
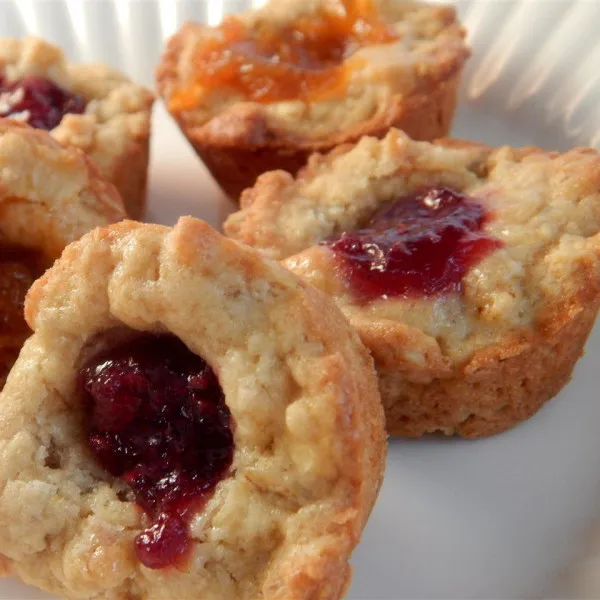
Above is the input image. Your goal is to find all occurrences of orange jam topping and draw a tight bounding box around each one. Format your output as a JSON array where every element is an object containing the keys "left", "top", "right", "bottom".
[
  {"left": 0, "top": 246, "right": 46, "bottom": 381},
  {"left": 171, "top": 0, "right": 398, "bottom": 109}
]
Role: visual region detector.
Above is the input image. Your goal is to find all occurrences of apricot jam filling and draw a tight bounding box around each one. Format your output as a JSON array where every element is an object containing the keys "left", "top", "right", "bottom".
[
  {"left": 0, "top": 245, "right": 47, "bottom": 383},
  {"left": 80, "top": 335, "right": 234, "bottom": 570},
  {"left": 322, "top": 187, "right": 503, "bottom": 301},
  {"left": 171, "top": 0, "right": 398, "bottom": 110}
]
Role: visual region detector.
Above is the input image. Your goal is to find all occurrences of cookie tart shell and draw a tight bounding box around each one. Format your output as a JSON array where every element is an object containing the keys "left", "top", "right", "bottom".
[
  {"left": 0, "top": 119, "right": 125, "bottom": 388},
  {"left": 0, "top": 36, "right": 154, "bottom": 219},
  {"left": 156, "top": 0, "right": 469, "bottom": 199},
  {"left": 0, "top": 217, "right": 385, "bottom": 600},
  {"left": 225, "top": 129, "right": 600, "bottom": 438}
]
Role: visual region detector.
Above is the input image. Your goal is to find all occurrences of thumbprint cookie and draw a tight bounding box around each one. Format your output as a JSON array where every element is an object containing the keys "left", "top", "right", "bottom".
[
  {"left": 0, "top": 218, "right": 385, "bottom": 600},
  {"left": 0, "top": 119, "right": 124, "bottom": 389},
  {"left": 156, "top": 0, "right": 469, "bottom": 199},
  {"left": 225, "top": 129, "right": 600, "bottom": 438},
  {"left": 0, "top": 36, "right": 154, "bottom": 218}
]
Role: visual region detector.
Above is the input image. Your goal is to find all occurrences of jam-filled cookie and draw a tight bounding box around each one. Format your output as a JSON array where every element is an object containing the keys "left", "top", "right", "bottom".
[
  {"left": 156, "top": 0, "right": 469, "bottom": 199},
  {"left": 0, "top": 217, "right": 385, "bottom": 599},
  {"left": 225, "top": 129, "right": 600, "bottom": 438},
  {"left": 0, "top": 119, "right": 124, "bottom": 389},
  {"left": 0, "top": 36, "right": 154, "bottom": 218}
]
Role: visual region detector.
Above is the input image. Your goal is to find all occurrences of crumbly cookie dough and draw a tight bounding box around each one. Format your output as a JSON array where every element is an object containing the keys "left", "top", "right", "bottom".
[
  {"left": 156, "top": 0, "right": 469, "bottom": 198},
  {"left": 0, "top": 119, "right": 124, "bottom": 389},
  {"left": 0, "top": 217, "right": 386, "bottom": 600},
  {"left": 0, "top": 36, "right": 154, "bottom": 218},
  {"left": 225, "top": 129, "right": 600, "bottom": 437}
]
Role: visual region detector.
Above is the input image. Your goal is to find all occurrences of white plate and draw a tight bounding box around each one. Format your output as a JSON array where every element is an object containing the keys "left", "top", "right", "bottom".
[{"left": 2, "top": 1, "right": 600, "bottom": 598}]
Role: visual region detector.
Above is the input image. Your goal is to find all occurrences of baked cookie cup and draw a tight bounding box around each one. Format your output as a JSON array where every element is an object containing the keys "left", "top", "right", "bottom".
[
  {"left": 0, "top": 217, "right": 386, "bottom": 600},
  {"left": 0, "top": 36, "right": 154, "bottom": 218},
  {"left": 156, "top": 0, "right": 469, "bottom": 199},
  {"left": 0, "top": 119, "right": 124, "bottom": 390},
  {"left": 225, "top": 129, "right": 600, "bottom": 438}
]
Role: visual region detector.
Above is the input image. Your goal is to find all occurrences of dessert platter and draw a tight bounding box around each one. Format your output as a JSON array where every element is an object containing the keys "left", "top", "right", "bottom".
[{"left": 0, "top": 0, "right": 599, "bottom": 599}]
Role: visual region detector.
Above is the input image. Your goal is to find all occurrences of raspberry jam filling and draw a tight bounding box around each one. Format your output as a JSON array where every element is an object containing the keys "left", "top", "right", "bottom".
[
  {"left": 0, "top": 75, "right": 86, "bottom": 130},
  {"left": 0, "top": 246, "right": 47, "bottom": 383},
  {"left": 323, "top": 187, "right": 502, "bottom": 301},
  {"left": 80, "top": 335, "right": 234, "bottom": 570},
  {"left": 171, "top": 0, "right": 397, "bottom": 109}
]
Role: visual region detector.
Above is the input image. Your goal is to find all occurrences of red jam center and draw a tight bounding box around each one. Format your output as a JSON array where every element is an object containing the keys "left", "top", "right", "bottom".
[
  {"left": 0, "top": 75, "right": 86, "bottom": 130},
  {"left": 323, "top": 187, "right": 502, "bottom": 301},
  {"left": 80, "top": 335, "right": 234, "bottom": 570}
]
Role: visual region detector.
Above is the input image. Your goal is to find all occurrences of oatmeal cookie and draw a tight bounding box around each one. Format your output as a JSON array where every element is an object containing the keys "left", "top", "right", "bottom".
[
  {"left": 225, "top": 129, "right": 600, "bottom": 438},
  {"left": 0, "top": 217, "right": 385, "bottom": 600},
  {"left": 0, "top": 36, "right": 154, "bottom": 218},
  {"left": 0, "top": 119, "right": 124, "bottom": 389},
  {"left": 156, "top": 0, "right": 469, "bottom": 199}
]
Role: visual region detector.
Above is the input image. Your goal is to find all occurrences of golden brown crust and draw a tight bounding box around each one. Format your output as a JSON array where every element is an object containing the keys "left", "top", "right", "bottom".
[
  {"left": 225, "top": 131, "right": 493, "bottom": 260},
  {"left": 105, "top": 125, "right": 151, "bottom": 220},
  {"left": 0, "top": 554, "right": 11, "bottom": 577},
  {"left": 156, "top": 0, "right": 469, "bottom": 198},
  {"left": 0, "top": 119, "right": 125, "bottom": 391},
  {"left": 0, "top": 119, "right": 125, "bottom": 256},
  {"left": 182, "top": 74, "right": 460, "bottom": 199},
  {"left": 372, "top": 298, "right": 599, "bottom": 437},
  {"left": 0, "top": 218, "right": 386, "bottom": 600},
  {"left": 0, "top": 37, "right": 154, "bottom": 218},
  {"left": 226, "top": 129, "right": 600, "bottom": 437}
]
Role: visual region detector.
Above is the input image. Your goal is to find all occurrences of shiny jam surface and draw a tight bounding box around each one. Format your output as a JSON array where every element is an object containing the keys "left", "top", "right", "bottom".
[
  {"left": 0, "top": 246, "right": 46, "bottom": 383},
  {"left": 323, "top": 187, "right": 502, "bottom": 301},
  {"left": 171, "top": 0, "right": 398, "bottom": 109},
  {"left": 80, "top": 335, "right": 234, "bottom": 570},
  {"left": 0, "top": 75, "right": 87, "bottom": 130}
]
